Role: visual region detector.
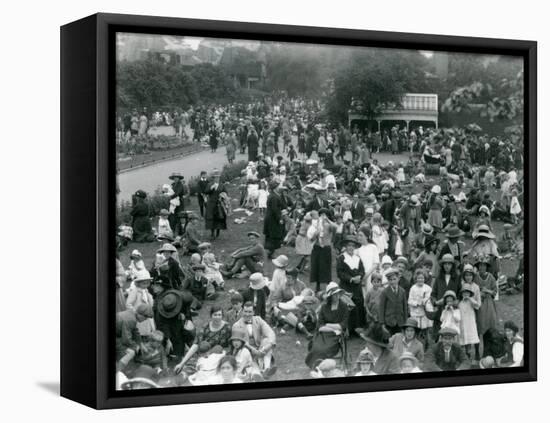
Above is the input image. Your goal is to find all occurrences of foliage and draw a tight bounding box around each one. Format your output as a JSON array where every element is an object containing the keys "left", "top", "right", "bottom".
[
  {"left": 116, "top": 135, "right": 194, "bottom": 156},
  {"left": 189, "top": 63, "right": 237, "bottom": 103},
  {"left": 265, "top": 45, "right": 325, "bottom": 98},
  {"left": 325, "top": 49, "right": 430, "bottom": 124},
  {"left": 441, "top": 70, "right": 524, "bottom": 121}
]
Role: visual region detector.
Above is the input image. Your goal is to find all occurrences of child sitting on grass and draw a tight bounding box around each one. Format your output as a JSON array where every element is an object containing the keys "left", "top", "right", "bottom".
[{"left": 202, "top": 252, "right": 224, "bottom": 291}]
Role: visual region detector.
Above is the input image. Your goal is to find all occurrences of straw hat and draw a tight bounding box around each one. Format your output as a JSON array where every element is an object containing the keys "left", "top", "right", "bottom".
[
  {"left": 431, "top": 185, "right": 441, "bottom": 194},
  {"left": 272, "top": 255, "right": 289, "bottom": 268},
  {"left": 472, "top": 224, "right": 496, "bottom": 240},
  {"left": 249, "top": 273, "right": 267, "bottom": 290},
  {"left": 325, "top": 282, "right": 344, "bottom": 297},
  {"left": 443, "top": 290, "right": 457, "bottom": 301},
  {"left": 133, "top": 269, "right": 153, "bottom": 286},
  {"left": 463, "top": 263, "right": 475, "bottom": 275},
  {"left": 157, "top": 291, "right": 183, "bottom": 319},
  {"left": 157, "top": 243, "right": 177, "bottom": 254},
  {"left": 445, "top": 225, "right": 464, "bottom": 239},
  {"left": 169, "top": 172, "right": 184, "bottom": 180},
  {"left": 398, "top": 352, "right": 419, "bottom": 367},
  {"left": 461, "top": 283, "right": 476, "bottom": 296},
  {"left": 421, "top": 222, "right": 434, "bottom": 236}
]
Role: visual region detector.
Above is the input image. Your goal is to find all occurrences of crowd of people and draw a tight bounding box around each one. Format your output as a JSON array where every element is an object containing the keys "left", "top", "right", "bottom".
[{"left": 116, "top": 100, "right": 525, "bottom": 390}]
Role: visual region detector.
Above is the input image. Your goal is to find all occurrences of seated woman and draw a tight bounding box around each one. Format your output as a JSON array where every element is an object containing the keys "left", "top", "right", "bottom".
[
  {"left": 388, "top": 318, "right": 425, "bottom": 364},
  {"left": 497, "top": 320, "right": 524, "bottom": 367},
  {"left": 270, "top": 267, "right": 308, "bottom": 330},
  {"left": 174, "top": 306, "right": 231, "bottom": 373},
  {"left": 305, "top": 282, "right": 350, "bottom": 369},
  {"left": 336, "top": 235, "right": 366, "bottom": 335}
]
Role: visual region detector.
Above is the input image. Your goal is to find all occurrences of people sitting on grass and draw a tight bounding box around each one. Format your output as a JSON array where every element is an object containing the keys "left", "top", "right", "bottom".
[
  {"left": 424, "top": 327, "right": 470, "bottom": 371},
  {"left": 232, "top": 301, "right": 278, "bottom": 380},
  {"left": 220, "top": 231, "right": 266, "bottom": 279}
]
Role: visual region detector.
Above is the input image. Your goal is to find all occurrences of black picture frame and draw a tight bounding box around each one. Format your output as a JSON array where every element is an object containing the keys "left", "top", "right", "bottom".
[{"left": 61, "top": 12, "right": 537, "bottom": 409}]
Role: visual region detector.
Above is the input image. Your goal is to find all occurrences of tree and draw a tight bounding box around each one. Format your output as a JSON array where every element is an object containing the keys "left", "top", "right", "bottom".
[
  {"left": 189, "top": 63, "right": 236, "bottom": 103},
  {"left": 326, "top": 49, "right": 430, "bottom": 124}
]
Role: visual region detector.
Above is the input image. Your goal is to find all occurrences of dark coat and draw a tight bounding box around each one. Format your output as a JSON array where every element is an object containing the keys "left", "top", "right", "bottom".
[
  {"left": 130, "top": 199, "right": 153, "bottom": 242},
  {"left": 263, "top": 191, "right": 285, "bottom": 250},
  {"left": 171, "top": 180, "right": 188, "bottom": 213},
  {"left": 350, "top": 201, "right": 366, "bottom": 222},
  {"left": 431, "top": 272, "right": 461, "bottom": 303},
  {"left": 205, "top": 183, "right": 227, "bottom": 230},
  {"left": 336, "top": 254, "right": 366, "bottom": 331},
  {"left": 242, "top": 286, "right": 270, "bottom": 320},
  {"left": 378, "top": 285, "right": 408, "bottom": 328},
  {"left": 423, "top": 342, "right": 470, "bottom": 371}
]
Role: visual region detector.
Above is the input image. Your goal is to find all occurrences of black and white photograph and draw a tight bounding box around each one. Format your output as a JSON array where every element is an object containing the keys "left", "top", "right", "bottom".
[{"left": 114, "top": 32, "right": 526, "bottom": 390}]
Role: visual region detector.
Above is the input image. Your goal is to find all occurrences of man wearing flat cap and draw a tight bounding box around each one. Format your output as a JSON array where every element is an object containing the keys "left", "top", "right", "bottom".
[{"left": 221, "top": 232, "right": 266, "bottom": 279}]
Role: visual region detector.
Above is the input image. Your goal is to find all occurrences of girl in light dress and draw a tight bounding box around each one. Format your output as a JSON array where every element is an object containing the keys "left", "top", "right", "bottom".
[
  {"left": 157, "top": 209, "right": 173, "bottom": 240},
  {"left": 440, "top": 291, "right": 461, "bottom": 335},
  {"left": 202, "top": 252, "right": 224, "bottom": 290},
  {"left": 371, "top": 213, "right": 388, "bottom": 255},
  {"left": 257, "top": 180, "right": 269, "bottom": 217},
  {"left": 127, "top": 249, "right": 146, "bottom": 281},
  {"left": 408, "top": 269, "right": 433, "bottom": 345},
  {"left": 458, "top": 283, "right": 481, "bottom": 360},
  {"left": 510, "top": 189, "right": 522, "bottom": 223}
]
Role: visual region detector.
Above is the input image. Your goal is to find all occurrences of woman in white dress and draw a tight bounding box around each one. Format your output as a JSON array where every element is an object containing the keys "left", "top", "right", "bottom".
[{"left": 355, "top": 226, "right": 380, "bottom": 297}]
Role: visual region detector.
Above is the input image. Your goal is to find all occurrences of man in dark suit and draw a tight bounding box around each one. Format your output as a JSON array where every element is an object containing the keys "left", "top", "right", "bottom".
[
  {"left": 423, "top": 327, "right": 470, "bottom": 371},
  {"left": 378, "top": 267, "right": 408, "bottom": 335},
  {"left": 169, "top": 172, "right": 188, "bottom": 235},
  {"left": 350, "top": 194, "right": 366, "bottom": 223},
  {"left": 196, "top": 170, "right": 209, "bottom": 217}
]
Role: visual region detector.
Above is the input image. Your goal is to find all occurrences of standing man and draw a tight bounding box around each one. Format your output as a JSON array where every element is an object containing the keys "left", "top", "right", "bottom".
[
  {"left": 169, "top": 172, "right": 188, "bottom": 236},
  {"left": 263, "top": 182, "right": 286, "bottom": 259},
  {"left": 197, "top": 170, "right": 209, "bottom": 218},
  {"left": 247, "top": 127, "right": 259, "bottom": 162}
]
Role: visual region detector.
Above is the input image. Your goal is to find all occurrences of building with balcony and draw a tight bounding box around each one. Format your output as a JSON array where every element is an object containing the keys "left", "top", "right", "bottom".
[{"left": 348, "top": 93, "right": 439, "bottom": 132}]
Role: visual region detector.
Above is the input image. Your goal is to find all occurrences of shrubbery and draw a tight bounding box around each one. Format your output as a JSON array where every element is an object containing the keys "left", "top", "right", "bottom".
[{"left": 117, "top": 134, "right": 194, "bottom": 156}]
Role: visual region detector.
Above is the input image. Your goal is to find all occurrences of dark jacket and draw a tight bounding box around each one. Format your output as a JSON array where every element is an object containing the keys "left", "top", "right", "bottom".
[
  {"left": 423, "top": 342, "right": 470, "bottom": 371},
  {"left": 378, "top": 285, "right": 408, "bottom": 328},
  {"left": 242, "top": 286, "right": 270, "bottom": 320},
  {"left": 431, "top": 272, "right": 461, "bottom": 303},
  {"left": 350, "top": 201, "right": 366, "bottom": 222}
]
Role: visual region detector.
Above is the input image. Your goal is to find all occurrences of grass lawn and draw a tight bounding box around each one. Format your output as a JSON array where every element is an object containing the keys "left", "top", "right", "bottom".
[{"left": 118, "top": 172, "right": 524, "bottom": 380}]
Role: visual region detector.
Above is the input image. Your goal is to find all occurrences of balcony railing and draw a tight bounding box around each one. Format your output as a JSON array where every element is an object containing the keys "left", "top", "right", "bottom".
[{"left": 401, "top": 94, "right": 438, "bottom": 111}]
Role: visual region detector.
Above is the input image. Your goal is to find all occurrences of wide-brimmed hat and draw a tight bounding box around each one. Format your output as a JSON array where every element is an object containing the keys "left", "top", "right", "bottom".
[
  {"left": 474, "top": 254, "right": 492, "bottom": 267},
  {"left": 439, "top": 327, "right": 458, "bottom": 337},
  {"left": 133, "top": 269, "right": 153, "bottom": 286},
  {"left": 357, "top": 323, "right": 390, "bottom": 348},
  {"left": 421, "top": 222, "right": 433, "bottom": 235},
  {"left": 461, "top": 283, "right": 475, "bottom": 296},
  {"left": 401, "top": 318, "right": 419, "bottom": 330},
  {"left": 445, "top": 225, "right": 464, "bottom": 239},
  {"left": 272, "top": 255, "right": 289, "bottom": 268},
  {"left": 478, "top": 205, "right": 491, "bottom": 216},
  {"left": 431, "top": 185, "right": 441, "bottom": 194},
  {"left": 325, "top": 281, "right": 344, "bottom": 297},
  {"left": 398, "top": 352, "right": 419, "bottom": 367},
  {"left": 472, "top": 224, "right": 496, "bottom": 240},
  {"left": 249, "top": 273, "right": 267, "bottom": 290},
  {"left": 198, "top": 242, "right": 212, "bottom": 250},
  {"left": 157, "top": 243, "right": 177, "bottom": 254},
  {"left": 169, "top": 172, "right": 184, "bottom": 180},
  {"left": 342, "top": 235, "right": 361, "bottom": 247},
  {"left": 409, "top": 195, "right": 421, "bottom": 207},
  {"left": 443, "top": 290, "right": 457, "bottom": 300},
  {"left": 462, "top": 263, "right": 475, "bottom": 275},
  {"left": 394, "top": 256, "right": 408, "bottom": 267},
  {"left": 230, "top": 328, "right": 248, "bottom": 344},
  {"left": 159, "top": 209, "right": 170, "bottom": 217},
  {"left": 157, "top": 291, "right": 183, "bottom": 319},
  {"left": 136, "top": 303, "right": 154, "bottom": 318},
  {"left": 424, "top": 236, "right": 440, "bottom": 249},
  {"left": 134, "top": 189, "right": 147, "bottom": 199},
  {"left": 130, "top": 249, "right": 142, "bottom": 258}
]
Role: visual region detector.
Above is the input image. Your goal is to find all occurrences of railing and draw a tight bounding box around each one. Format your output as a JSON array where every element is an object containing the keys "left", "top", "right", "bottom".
[{"left": 400, "top": 93, "right": 438, "bottom": 111}]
